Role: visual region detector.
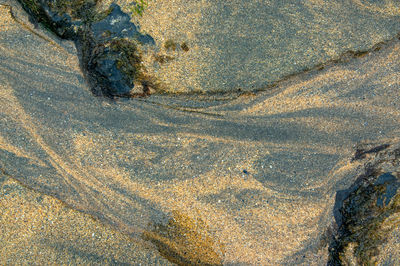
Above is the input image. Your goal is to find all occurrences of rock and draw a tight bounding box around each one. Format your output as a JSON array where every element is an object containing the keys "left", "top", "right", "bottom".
[
  {"left": 329, "top": 140, "right": 400, "bottom": 265},
  {"left": 90, "top": 3, "right": 154, "bottom": 45},
  {"left": 17, "top": 0, "right": 155, "bottom": 98}
]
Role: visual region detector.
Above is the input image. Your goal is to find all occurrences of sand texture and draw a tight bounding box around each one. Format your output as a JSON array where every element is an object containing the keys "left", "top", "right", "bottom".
[
  {"left": 126, "top": 0, "right": 400, "bottom": 93},
  {"left": 0, "top": 177, "right": 172, "bottom": 264},
  {"left": 1, "top": 0, "right": 400, "bottom": 264}
]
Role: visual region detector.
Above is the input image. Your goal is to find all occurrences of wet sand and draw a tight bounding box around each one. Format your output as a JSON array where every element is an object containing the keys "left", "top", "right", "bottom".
[{"left": 1, "top": 0, "right": 400, "bottom": 264}]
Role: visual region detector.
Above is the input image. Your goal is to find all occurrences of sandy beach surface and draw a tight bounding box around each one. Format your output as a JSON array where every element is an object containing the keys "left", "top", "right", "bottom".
[{"left": 1, "top": 0, "right": 400, "bottom": 264}]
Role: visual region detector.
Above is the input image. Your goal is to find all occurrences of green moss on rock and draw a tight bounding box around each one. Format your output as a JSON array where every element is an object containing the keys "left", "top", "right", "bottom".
[{"left": 109, "top": 39, "right": 142, "bottom": 82}]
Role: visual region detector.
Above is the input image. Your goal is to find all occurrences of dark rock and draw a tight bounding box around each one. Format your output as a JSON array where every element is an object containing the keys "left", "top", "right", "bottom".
[
  {"left": 83, "top": 39, "right": 141, "bottom": 97},
  {"left": 329, "top": 140, "right": 400, "bottom": 265},
  {"left": 17, "top": 0, "right": 155, "bottom": 98},
  {"left": 90, "top": 3, "right": 154, "bottom": 45},
  {"left": 80, "top": 3, "right": 155, "bottom": 97}
]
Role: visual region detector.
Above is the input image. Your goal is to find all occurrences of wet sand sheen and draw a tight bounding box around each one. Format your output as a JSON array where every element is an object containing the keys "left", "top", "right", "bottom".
[{"left": 1, "top": 0, "right": 400, "bottom": 264}]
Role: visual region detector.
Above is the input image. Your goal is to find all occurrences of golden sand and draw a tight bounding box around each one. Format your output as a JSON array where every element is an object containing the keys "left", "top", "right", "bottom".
[{"left": 1, "top": 0, "right": 400, "bottom": 264}]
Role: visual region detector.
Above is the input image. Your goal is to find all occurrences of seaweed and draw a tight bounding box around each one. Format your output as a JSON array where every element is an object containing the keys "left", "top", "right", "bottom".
[
  {"left": 128, "top": 0, "right": 148, "bottom": 17},
  {"left": 143, "top": 210, "right": 225, "bottom": 265},
  {"left": 180, "top": 42, "right": 189, "bottom": 52},
  {"left": 164, "top": 39, "right": 177, "bottom": 51}
]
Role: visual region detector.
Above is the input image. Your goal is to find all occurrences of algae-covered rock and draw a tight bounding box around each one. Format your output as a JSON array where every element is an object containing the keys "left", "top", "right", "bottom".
[
  {"left": 17, "top": 0, "right": 155, "bottom": 97},
  {"left": 16, "top": 0, "right": 91, "bottom": 38},
  {"left": 84, "top": 38, "right": 148, "bottom": 96},
  {"left": 329, "top": 141, "right": 400, "bottom": 265},
  {"left": 81, "top": 3, "right": 155, "bottom": 97}
]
